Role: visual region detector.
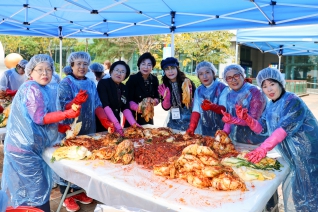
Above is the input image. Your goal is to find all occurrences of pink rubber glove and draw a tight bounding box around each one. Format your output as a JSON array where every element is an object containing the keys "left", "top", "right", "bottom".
[
  {"left": 221, "top": 110, "right": 247, "bottom": 126},
  {"left": 235, "top": 105, "right": 263, "bottom": 134},
  {"left": 123, "top": 109, "right": 141, "bottom": 127},
  {"left": 158, "top": 84, "right": 171, "bottom": 109},
  {"left": 246, "top": 127, "right": 287, "bottom": 163},
  {"left": 129, "top": 101, "right": 140, "bottom": 113},
  {"left": 223, "top": 123, "right": 231, "bottom": 135},
  {"left": 104, "top": 106, "right": 123, "bottom": 136}
]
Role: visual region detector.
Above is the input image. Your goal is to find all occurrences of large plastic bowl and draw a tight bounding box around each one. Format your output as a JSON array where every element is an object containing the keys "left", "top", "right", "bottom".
[{"left": 6, "top": 206, "right": 44, "bottom": 212}]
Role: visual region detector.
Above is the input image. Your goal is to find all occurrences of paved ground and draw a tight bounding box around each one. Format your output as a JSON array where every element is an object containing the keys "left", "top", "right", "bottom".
[{"left": 0, "top": 94, "right": 317, "bottom": 211}]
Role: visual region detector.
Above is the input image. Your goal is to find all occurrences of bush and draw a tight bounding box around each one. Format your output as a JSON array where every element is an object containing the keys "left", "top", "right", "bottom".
[{"left": 186, "top": 74, "right": 201, "bottom": 87}]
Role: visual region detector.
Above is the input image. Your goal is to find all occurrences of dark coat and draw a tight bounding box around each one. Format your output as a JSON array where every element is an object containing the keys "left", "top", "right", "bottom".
[
  {"left": 96, "top": 78, "right": 129, "bottom": 132},
  {"left": 125, "top": 72, "right": 159, "bottom": 127}
]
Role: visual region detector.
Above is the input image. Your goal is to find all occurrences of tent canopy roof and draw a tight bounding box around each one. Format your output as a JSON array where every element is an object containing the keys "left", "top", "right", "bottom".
[
  {"left": 238, "top": 41, "right": 318, "bottom": 56},
  {"left": 237, "top": 24, "right": 318, "bottom": 56},
  {"left": 1, "top": 0, "right": 318, "bottom": 38}
]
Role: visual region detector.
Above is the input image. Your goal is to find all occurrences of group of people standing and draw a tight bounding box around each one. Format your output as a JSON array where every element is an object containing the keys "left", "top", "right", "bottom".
[{"left": 0, "top": 51, "right": 317, "bottom": 212}]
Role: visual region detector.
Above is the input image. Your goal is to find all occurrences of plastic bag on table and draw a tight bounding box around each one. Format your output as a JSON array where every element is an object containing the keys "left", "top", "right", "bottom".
[{"left": 94, "top": 204, "right": 150, "bottom": 212}]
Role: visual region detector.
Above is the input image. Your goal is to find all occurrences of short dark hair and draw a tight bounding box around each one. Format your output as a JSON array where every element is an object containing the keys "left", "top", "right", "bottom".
[
  {"left": 109, "top": 61, "right": 131, "bottom": 80},
  {"left": 137, "top": 52, "right": 156, "bottom": 69},
  {"left": 94, "top": 72, "right": 103, "bottom": 78}
]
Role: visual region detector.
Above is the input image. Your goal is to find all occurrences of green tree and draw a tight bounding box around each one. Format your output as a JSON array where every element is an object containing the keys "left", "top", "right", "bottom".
[
  {"left": 0, "top": 35, "right": 22, "bottom": 55},
  {"left": 89, "top": 35, "right": 162, "bottom": 63},
  {"left": 162, "top": 31, "right": 235, "bottom": 65}
]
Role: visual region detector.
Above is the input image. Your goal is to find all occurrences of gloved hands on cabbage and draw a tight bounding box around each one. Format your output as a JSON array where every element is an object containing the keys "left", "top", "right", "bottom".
[
  {"left": 246, "top": 128, "right": 287, "bottom": 163},
  {"left": 186, "top": 112, "right": 200, "bottom": 136},
  {"left": 234, "top": 104, "right": 287, "bottom": 163},
  {"left": 96, "top": 107, "right": 115, "bottom": 133}
]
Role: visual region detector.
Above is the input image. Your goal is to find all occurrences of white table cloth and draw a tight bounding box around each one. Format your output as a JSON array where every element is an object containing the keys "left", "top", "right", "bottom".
[{"left": 43, "top": 142, "right": 289, "bottom": 212}]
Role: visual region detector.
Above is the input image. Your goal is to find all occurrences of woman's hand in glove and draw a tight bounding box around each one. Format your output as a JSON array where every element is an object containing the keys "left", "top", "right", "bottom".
[
  {"left": 5, "top": 89, "right": 17, "bottom": 97},
  {"left": 245, "top": 147, "right": 267, "bottom": 163},
  {"left": 201, "top": 100, "right": 225, "bottom": 114},
  {"left": 221, "top": 110, "right": 247, "bottom": 126},
  {"left": 58, "top": 124, "right": 71, "bottom": 133},
  {"left": 235, "top": 104, "right": 262, "bottom": 133},
  {"left": 246, "top": 127, "right": 287, "bottom": 163},
  {"left": 158, "top": 84, "right": 170, "bottom": 100},
  {"left": 114, "top": 122, "right": 124, "bottom": 136},
  {"left": 235, "top": 105, "right": 248, "bottom": 120},
  {"left": 64, "top": 106, "right": 81, "bottom": 119},
  {"left": 65, "top": 90, "right": 88, "bottom": 110},
  {"left": 73, "top": 89, "right": 88, "bottom": 105}
]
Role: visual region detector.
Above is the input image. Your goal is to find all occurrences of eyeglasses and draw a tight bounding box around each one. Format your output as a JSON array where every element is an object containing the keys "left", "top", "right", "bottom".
[
  {"left": 140, "top": 63, "right": 153, "bottom": 68},
  {"left": 33, "top": 68, "right": 53, "bottom": 75},
  {"left": 74, "top": 62, "right": 89, "bottom": 67},
  {"left": 113, "top": 69, "right": 126, "bottom": 75},
  {"left": 225, "top": 73, "right": 241, "bottom": 82},
  {"left": 17, "top": 65, "right": 25, "bottom": 70}
]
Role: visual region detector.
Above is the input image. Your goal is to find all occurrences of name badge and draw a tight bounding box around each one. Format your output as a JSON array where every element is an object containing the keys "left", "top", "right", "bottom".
[
  {"left": 171, "top": 107, "right": 181, "bottom": 120},
  {"left": 121, "top": 96, "right": 126, "bottom": 104}
]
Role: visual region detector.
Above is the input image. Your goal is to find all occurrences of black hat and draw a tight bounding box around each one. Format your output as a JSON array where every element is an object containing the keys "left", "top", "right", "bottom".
[{"left": 161, "top": 57, "right": 179, "bottom": 70}]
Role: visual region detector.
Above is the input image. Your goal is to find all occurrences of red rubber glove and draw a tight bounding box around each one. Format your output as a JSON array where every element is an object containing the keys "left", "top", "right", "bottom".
[
  {"left": 58, "top": 124, "right": 71, "bottom": 133},
  {"left": 65, "top": 90, "right": 88, "bottom": 110},
  {"left": 6, "top": 89, "right": 17, "bottom": 97},
  {"left": 235, "top": 105, "right": 262, "bottom": 133},
  {"left": 201, "top": 99, "right": 226, "bottom": 115},
  {"left": 221, "top": 110, "right": 247, "bottom": 126},
  {"left": 186, "top": 112, "right": 200, "bottom": 136},
  {"left": 244, "top": 78, "right": 253, "bottom": 84},
  {"left": 96, "top": 107, "right": 115, "bottom": 133},
  {"left": 0, "top": 105, "right": 3, "bottom": 113},
  {"left": 246, "top": 128, "right": 287, "bottom": 163},
  {"left": 43, "top": 106, "right": 81, "bottom": 124}
]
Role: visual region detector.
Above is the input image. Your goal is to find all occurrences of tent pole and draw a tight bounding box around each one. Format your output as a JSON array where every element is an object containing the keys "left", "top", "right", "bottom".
[
  {"left": 58, "top": 26, "right": 63, "bottom": 78},
  {"left": 278, "top": 55, "right": 281, "bottom": 72},
  {"left": 235, "top": 42, "right": 239, "bottom": 64},
  {"left": 25, "top": 0, "right": 28, "bottom": 23},
  {"left": 59, "top": 38, "right": 62, "bottom": 77},
  {"left": 170, "top": 11, "right": 176, "bottom": 57},
  {"left": 171, "top": 32, "right": 175, "bottom": 57}
]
